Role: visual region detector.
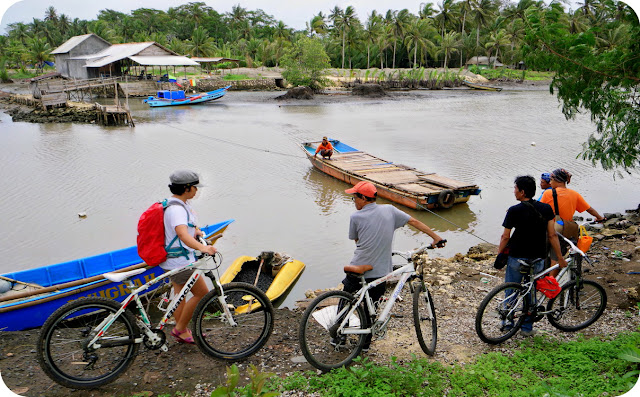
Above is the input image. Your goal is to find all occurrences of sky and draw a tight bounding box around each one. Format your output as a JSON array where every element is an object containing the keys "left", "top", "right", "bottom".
[{"left": 2, "top": 0, "right": 637, "bottom": 36}]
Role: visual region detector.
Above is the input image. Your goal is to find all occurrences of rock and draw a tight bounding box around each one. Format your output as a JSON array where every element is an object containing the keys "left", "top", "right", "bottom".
[
  {"left": 275, "top": 86, "right": 314, "bottom": 100},
  {"left": 625, "top": 225, "right": 638, "bottom": 235},
  {"left": 467, "top": 243, "right": 497, "bottom": 255},
  {"left": 351, "top": 84, "right": 386, "bottom": 97},
  {"left": 601, "top": 228, "right": 627, "bottom": 237},
  {"left": 604, "top": 212, "right": 623, "bottom": 220}
]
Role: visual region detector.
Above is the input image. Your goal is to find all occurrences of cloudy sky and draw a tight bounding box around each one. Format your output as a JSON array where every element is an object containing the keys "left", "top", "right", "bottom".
[{"left": 4, "top": 0, "right": 634, "bottom": 35}]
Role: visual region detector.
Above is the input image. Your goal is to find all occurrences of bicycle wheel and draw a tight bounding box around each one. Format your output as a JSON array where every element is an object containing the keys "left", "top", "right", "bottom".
[
  {"left": 192, "top": 282, "right": 274, "bottom": 360},
  {"left": 546, "top": 279, "right": 607, "bottom": 331},
  {"left": 298, "top": 290, "right": 368, "bottom": 372},
  {"left": 37, "top": 297, "right": 139, "bottom": 389},
  {"left": 413, "top": 282, "right": 437, "bottom": 356},
  {"left": 475, "top": 282, "right": 528, "bottom": 344}
]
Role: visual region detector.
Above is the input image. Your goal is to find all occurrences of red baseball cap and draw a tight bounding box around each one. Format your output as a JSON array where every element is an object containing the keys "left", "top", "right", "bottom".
[{"left": 345, "top": 181, "right": 377, "bottom": 198}]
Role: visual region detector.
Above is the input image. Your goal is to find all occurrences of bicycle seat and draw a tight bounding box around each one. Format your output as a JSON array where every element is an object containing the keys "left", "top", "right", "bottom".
[
  {"left": 343, "top": 265, "right": 373, "bottom": 276},
  {"left": 103, "top": 268, "right": 147, "bottom": 283}
]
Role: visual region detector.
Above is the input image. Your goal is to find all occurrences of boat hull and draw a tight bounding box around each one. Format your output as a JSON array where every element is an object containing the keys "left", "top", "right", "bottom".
[
  {"left": 220, "top": 254, "right": 305, "bottom": 313},
  {"left": 144, "top": 86, "right": 231, "bottom": 107},
  {"left": 462, "top": 80, "right": 502, "bottom": 91},
  {"left": 301, "top": 141, "right": 480, "bottom": 210},
  {"left": 0, "top": 219, "right": 234, "bottom": 331}
]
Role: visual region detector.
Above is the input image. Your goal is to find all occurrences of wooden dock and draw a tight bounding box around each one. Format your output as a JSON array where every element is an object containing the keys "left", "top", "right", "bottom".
[{"left": 95, "top": 103, "right": 135, "bottom": 127}]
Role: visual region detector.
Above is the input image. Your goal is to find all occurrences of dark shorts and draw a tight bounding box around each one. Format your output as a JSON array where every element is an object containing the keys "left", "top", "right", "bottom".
[
  {"left": 320, "top": 149, "right": 333, "bottom": 157},
  {"left": 169, "top": 268, "right": 195, "bottom": 285}
]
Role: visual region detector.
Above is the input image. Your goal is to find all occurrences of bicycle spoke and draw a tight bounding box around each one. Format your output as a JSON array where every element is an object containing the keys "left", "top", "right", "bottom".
[
  {"left": 476, "top": 283, "right": 527, "bottom": 344},
  {"left": 547, "top": 280, "right": 607, "bottom": 331}
]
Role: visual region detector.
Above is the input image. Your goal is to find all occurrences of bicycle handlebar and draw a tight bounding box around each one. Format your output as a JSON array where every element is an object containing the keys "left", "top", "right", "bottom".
[{"left": 393, "top": 239, "right": 447, "bottom": 258}]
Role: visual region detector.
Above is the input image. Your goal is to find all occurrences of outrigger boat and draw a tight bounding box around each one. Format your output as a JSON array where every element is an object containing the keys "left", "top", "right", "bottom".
[
  {"left": 462, "top": 80, "right": 503, "bottom": 92},
  {"left": 301, "top": 140, "right": 481, "bottom": 210},
  {"left": 143, "top": 85, "right": 231, "bottom": 107},
  {"left": 220, "top": 251, "right": 305, "bottom": 312},
  {"left": 0, "top": 219, "right": 234, "bottom": 331}
]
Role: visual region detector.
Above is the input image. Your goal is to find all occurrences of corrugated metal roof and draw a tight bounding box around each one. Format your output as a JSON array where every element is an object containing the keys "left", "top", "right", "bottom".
[
  {"left": 129, "top": 56, "right": 199, "bottom": 66},
  {"left": 83, "top": 42, "right": 156, "bottom": 68},
  {"left": 51, "top": 34, "right": 110, "bottom": 54},
  {"left": 191, "top": 57, "right": 241, "bottom": 63}
]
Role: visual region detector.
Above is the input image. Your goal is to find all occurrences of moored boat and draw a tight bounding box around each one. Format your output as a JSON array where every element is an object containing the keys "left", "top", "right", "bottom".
[
  {"left": 462, "top": 80, "right": 503, "bottom": 91},
  {"left": 143, "top": 85, "right": 231, "bottom": 107},
  {"left": 0, "top": 219, "right": 234, "bottom": 331},
  {"left": 220, "top": 251, "right": 305, "bottom": 313},
  {"left": 301, "top": 140, "right": 481, "bottom": 210}
]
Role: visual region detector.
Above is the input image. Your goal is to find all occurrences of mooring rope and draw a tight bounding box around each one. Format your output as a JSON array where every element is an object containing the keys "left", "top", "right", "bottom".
[
  {"left": 415, "top": 202, "right": 494, "bottom": 245},
  {"left": 167, "top": 123, "right": 306, "bottom": 159}
]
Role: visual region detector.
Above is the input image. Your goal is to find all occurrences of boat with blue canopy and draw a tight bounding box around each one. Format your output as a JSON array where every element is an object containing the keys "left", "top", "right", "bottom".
[{"left": 143, "top": 85, "right": 231, "bottom": 107}]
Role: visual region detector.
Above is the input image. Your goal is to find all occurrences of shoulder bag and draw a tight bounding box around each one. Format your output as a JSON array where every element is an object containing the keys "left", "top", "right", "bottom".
[{"left": 552, "top": 188, "right": 579, "bottom": 239}]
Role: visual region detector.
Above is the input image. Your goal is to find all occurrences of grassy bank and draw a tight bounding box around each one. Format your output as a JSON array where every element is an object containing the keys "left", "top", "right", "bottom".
[
  {"left": 469, "top": 66, "right": 554, "bottom": 81},
  {"left": 267, "top": 331, "right": 640, "bottom": 397}
]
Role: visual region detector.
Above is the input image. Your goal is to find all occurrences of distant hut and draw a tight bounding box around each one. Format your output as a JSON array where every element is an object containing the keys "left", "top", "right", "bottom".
[
  {"left": 51, "top": 34, "right": 111, "bottom": 79},
  {"left": 51, "top": 34, "right": 198, "bottom": 80},
  {"left": 465, "top": 56, "right": 504, "bottom": 70}
]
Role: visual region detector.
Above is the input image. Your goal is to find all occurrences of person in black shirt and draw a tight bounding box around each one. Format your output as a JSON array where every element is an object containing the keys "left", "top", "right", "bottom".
[{"left": 497, "top": 175, "right": 567, "bottom": 336}]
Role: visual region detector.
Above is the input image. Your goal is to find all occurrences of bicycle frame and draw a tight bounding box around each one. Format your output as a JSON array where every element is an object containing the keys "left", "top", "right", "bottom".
[{"left": 85, "top": 255, "right": 231, "bottom": 351}]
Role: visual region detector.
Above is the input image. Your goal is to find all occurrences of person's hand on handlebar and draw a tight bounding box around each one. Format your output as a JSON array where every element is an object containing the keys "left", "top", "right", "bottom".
[
  {"left": 430, "top": 238, "right": 447, "bottom": 249},
  {"left": 196, "top": 235, "right": 217, "bottom": 256}
]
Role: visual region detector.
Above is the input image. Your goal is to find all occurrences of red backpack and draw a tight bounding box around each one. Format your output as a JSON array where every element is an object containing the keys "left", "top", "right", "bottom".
[{"left": 137, "top": 199, "right": 189, "bottom": 266}]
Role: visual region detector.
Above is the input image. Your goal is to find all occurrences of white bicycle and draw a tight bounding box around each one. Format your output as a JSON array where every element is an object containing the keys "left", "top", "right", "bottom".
[
  {"left": 298, "top": 241, "right": 444, "bottom": 372},
  {"left": 37, "top": 241, "right": 274, "bottom": 389}
]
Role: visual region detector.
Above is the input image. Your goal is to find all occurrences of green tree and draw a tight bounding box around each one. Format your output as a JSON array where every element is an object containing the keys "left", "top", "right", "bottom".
[
  {"left": 281, "top": 37, "right": 330, "bottom": 90},
  {"left": 188, "top": 26, "right": 216, "bottom": 57},
  {"left": 27, "top": 36, "right": 51, "bottom": 72},
  {"left": 525, "top": 4, "right": 640, "bottom": 171}
]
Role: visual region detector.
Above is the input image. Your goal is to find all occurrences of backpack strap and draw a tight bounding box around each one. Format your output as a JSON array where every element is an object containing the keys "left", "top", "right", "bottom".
[
  {"left": 552, "top": 188, "right": 560, "bottom": 216},
  {"left": 162, "top": 199, "right": 197, "bottom": 260},
  {"left": 522, "top": 200, "right": 544, "bottom": 222}
]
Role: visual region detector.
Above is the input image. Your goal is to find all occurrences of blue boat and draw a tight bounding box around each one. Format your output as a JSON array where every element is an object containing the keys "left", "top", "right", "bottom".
[
  {"left": 0, "top": 219, "right": 234, "bottom": 331},
  {"left": 143, "top": 85, "right": 231, "bottom": 107}
]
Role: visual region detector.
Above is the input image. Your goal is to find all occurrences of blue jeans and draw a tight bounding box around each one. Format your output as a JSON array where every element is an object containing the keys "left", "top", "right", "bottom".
[{"left": 505, "top": 256, "right": 544, "bottom": 332}]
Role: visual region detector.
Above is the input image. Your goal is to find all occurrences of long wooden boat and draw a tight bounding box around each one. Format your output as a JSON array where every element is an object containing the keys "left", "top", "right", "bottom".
[
  {"left": 220, "top": 252, "right": 305, "bottom": 313},
  {"left": 462, "top": 80, "right": 503, "bottom": 91},
  {"left": 0, "top": 219, "right": 234, "bottom": 331},
  {"left": 301, "top": 140, "right": 481, "bottom": 210},
  {"left": 143, "top": 85, "right": 231, "bottom": 107}
]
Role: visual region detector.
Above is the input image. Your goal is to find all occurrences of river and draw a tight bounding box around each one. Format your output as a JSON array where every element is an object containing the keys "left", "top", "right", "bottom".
[{"left": 1, "top": 87, "right": 638, "bottom": 307}]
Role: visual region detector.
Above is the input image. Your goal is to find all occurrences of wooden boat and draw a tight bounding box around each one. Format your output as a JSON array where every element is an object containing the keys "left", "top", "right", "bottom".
[
  {"left": 220, "top": 251, "right": 305, "bottom": 313},
  {"left": 462, "top": 80, "right": 503, "bottom": 91},
  {"left": 143, "top": 85, "right": 230, "bottom": 107},
  {"left": 0, "top": 219, "right": 234, "bottom": 331},
  {"left": 301, "top": 140, "right": 481, "bottom": 210}
]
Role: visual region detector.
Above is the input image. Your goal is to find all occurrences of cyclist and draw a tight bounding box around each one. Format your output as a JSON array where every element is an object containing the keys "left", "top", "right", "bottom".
[
  {"left": 160, "top": 170, "right": 217, "bottom": 344},
  {"left": 498, "top": 175, "right": 567, "bottom": 337},
  {"left": 341, "top": 181, "right": 445, "bottom": 351}
]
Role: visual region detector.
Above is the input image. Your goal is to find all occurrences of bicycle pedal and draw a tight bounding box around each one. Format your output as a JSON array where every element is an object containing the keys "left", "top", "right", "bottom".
[
  {"left": 390, "top": 313, "right": 404, "bottom": 318},
  {"left": 160, "top": 344, "right": 168, "bottom": 352}
]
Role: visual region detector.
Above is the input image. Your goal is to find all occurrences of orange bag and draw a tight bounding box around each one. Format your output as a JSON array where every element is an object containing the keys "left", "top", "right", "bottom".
[{"left": 576, "top": 225, "right": 593, "bottom": 253}]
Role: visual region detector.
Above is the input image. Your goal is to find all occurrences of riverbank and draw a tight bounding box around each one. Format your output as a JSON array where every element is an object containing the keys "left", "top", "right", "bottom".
[{"left": 1, "top": 208, "right": 638, "bottom": 396}]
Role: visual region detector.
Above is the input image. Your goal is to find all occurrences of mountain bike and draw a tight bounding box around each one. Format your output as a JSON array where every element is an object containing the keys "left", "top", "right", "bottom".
[
  {"left": 298, "top": 241, "right": 444, "bottom": 372},
  {"left": 36, "top": 241, "right": 274, "bottom": 389},
  {"left": 475, "top": 235, "right": 607, "bottom": 344}
]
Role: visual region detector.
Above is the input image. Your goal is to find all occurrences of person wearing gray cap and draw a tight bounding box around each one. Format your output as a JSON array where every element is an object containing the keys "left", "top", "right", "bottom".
[{"left": 162, "top": 170, "right": 216, "bottom": 344}]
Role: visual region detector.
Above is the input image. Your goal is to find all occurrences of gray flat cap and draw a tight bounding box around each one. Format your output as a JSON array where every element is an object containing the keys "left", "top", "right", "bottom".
[{"left": 169, "top": 170, "right": 205, "bottom": 187}]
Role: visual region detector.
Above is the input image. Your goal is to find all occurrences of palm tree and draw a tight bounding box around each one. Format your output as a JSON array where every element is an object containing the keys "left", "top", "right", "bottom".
[
  {"left": 419, "top": 2, "right": 438, "bottom": 19},
  {"left": 27, "top": 36, "right": 52, "bottom": 73},
  {"left": 377, "top": 26, "right": 393, "bottom": 69},
  {"left": 472, "top": 0, "right": 497, "bottom": 56},
  {"left": 44, "top": 6, "right": 58, "bottom": 23},
  {"left": 435, "top": 0, "right": 458, "bottom": 39},
  {"left": 404, "top": 18, "right": 436, "bottom": 68},
  {"left": 363, "top": 11, "right": 382, "bottom": 69},
  {"left": 188, "top": 26, "right": 216, "bottom": 57},
  {"left": 309, "top": 12, "right": 328, "bottom": 36},
  {"left": 389, "top": 9, "right": 411, "bottom": 69},
  {"left": 484, "top": 29, "right": 510, "bottom": 68},
  {"left": 437, "top": 31, "right": 460, "bottom": 69}
]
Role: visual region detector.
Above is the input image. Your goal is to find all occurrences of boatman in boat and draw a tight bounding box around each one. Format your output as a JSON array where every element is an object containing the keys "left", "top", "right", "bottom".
[
  {"left": 341, "top": 181, "right": 446, "bottom": 352},
  {"left": 314, "top": 136, "right": 334, "bottom": 160},
  {"left": 161, "top": 170, "right": 217, "bottom": 345}
]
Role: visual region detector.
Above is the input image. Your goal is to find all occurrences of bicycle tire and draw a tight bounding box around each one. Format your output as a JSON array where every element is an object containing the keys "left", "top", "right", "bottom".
[
  {"left": 298, "top": 290, "right": 368, "bottom": 372},
  {"left": 546, "top": 279, "right": 607, "bottom": 331},
  {"left": 475, "top": 282, "right": 528, "bottom": 344},
  {"left": 37, "top": 297, "right": 140, "bottom": 389},
  {"left": 412, "top": 283, "right": 437, "bottom": 356},
  {"left": 192, "top": 282, "right": 274, "bottom": 360}
]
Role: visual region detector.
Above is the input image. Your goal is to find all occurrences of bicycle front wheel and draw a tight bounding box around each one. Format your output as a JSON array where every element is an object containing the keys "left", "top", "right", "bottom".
[
  {"left": 475, "top": 282, "right": 528, "bottom": 344},
  {"left": 546, "top": 279, "right": 607, "bottom": 331},
  {"left": 192, "top": 282, "right": 274, "bottom": 360},
  {"left": 37, "top": 297, "right": 140, "bottom": 389},
  {"left": 298, "top": 290, "right": 368, "bottom": 372},
  {"left": 413, "top": 283, "right": 437, "bottom": 355}
]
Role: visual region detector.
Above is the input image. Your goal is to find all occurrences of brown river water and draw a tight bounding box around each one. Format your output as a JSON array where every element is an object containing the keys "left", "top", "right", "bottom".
[{"left": 1, "top": 87, "right": 638, "bottom": 307}]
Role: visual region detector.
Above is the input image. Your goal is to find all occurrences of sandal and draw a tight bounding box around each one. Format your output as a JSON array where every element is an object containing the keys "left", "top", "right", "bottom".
[{"left": 171, "top": 328, "right": 195, "bottom": 344}]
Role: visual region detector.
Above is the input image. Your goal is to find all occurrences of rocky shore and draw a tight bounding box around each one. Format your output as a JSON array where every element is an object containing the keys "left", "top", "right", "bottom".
[{"left": 0, "top": 205, "right": 638, "bottom": 397}]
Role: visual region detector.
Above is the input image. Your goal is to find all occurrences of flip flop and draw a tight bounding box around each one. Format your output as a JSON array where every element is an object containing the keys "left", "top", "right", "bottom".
[{"left": 171, "top": 328, "right": 195, "bottom": 344}]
